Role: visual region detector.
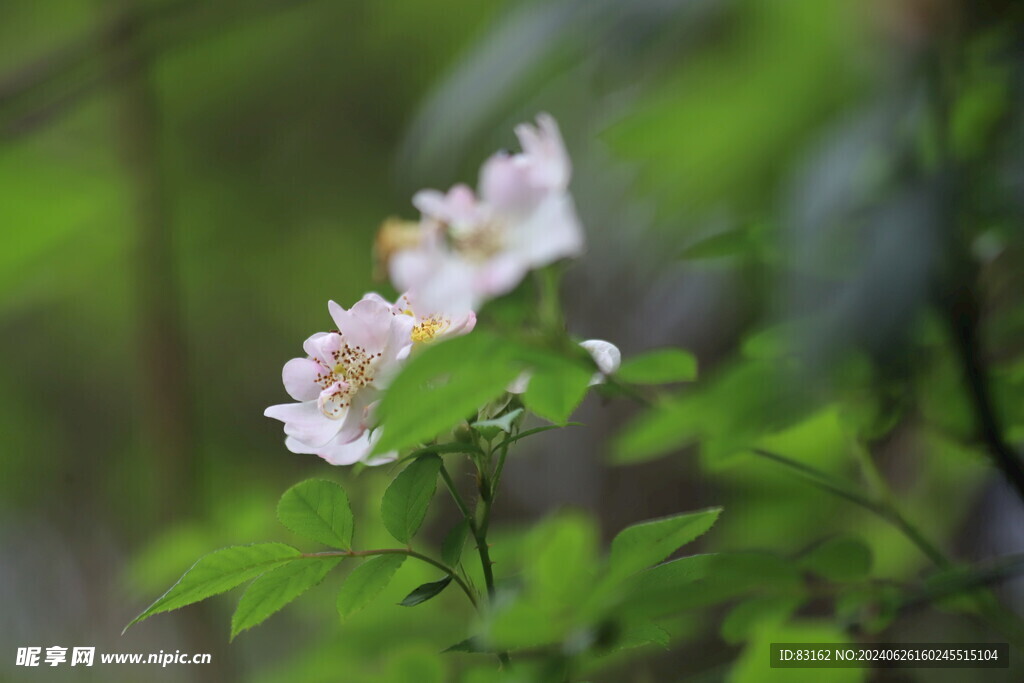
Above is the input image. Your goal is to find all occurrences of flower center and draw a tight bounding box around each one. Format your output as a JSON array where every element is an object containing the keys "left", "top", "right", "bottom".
[
  {"left": 314, "top": 342, "right": 381, "bottom": 418},
  {"left": 411, "top": 317, "right": 449, "bottom": 344},
  {"left": 449, "top": 219, "right": 504, "bottom": 262}
]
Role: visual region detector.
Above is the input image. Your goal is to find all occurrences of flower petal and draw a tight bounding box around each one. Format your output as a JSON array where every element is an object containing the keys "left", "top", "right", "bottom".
[
  {"left": 514, "top": 113, "right": 571, "bottom": 191},
  {"left": 507, "top": 371, "right": 532, "bottom": 395},
  {"left": 509, "top": 192, "right": 584, "bottom": 267},
  {"left": 580, "top": 339, "right": 621, "bottom": 376},
  {"left": 282, "top": 358, "right": 326, "bottom": 401},
  {"left": 328, "top": 298, "right": 392, "bottom": 352},
  {"left": 413, "top": 184, "right": 480, "bottom": 225},
  {"left": 304, "top": 333, "right": 347, "bottom": 373},
  {"left": 394, "top": 248, "right": 481, "bottom": 316},
  {"left": 474, "top": 252, "right": 527, "bottom": 298},
  {"left": 284, "top": 416, "right": 395, "bottom": 467},
  {"left": 264, "top": 400, "right": 343, "bottom": 447},
  {"left": 479, "top": 152, "right": 543, "bottom": 215}
]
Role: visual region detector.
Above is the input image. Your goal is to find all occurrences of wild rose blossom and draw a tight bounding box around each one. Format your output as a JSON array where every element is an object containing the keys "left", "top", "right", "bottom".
[
  {"left": 390, "top": 113, "right": 584, "bottom": 314},
  {"left": 264, "top": 297, "right": 413, "bottom": 466},
  {"left": 265, "top": 292, "right": 476, "bottom": 466},
  {"left": 284, "top": 427, "right": 395, "bottom": 467},
  {"left": 363, "top": 291, "right": 477, "bottom": 346}
]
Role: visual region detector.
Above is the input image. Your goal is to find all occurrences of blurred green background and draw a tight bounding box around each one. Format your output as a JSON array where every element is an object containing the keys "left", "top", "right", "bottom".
[{"left": 2, "top": 0, "right": 1024, "bottom": 681}]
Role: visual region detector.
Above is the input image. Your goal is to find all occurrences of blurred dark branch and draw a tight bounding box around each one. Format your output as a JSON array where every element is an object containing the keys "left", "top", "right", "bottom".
[
  {"left": 924, "top": 32, "right": 1024, "bottom": 505},
  {"left": 0, "top": 0, "right": 316, "bottom": 141},
  {"left": 900, "top": 553, "right": 1024, "bottom": 614},
  {"left": 107, "top": 3, "right": 193, "bottom": 527},
  {"left": 106, "top": 4, "right": 232, "bottom": 680},
  {"left": 751, "top": 449, "right": 951, "bottom": 567},
  {"left": 946, "top": 283, "right": 1024, "bottom": 504},
  {"left": 756, "top": 448, "right": 1024, "bottom": 645}
]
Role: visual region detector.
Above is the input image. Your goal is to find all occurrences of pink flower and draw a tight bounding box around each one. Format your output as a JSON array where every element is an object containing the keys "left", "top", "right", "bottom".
[
  {"left": 264, "top": 296, "right": 413, "bottom": 467},
  {"left": 390, "top": 114, "right": 584, "bottom": 314},
  {"left": 378, "top": 291, "right": 477, "bottom": 346},
  {"left": 285, "top": 428, "right": 396, "bottom": 467}
]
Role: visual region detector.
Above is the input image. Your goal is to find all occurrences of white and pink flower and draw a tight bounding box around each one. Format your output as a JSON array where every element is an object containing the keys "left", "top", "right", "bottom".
[
  {"left": 390, "top": 114, "right": 584, "bottom": 314},
  {"left": 265, "top": 291, "right": 476, "bottom": 466},
  {"left": 264, "top": 296, "right": 412, "bottom": 466},
  {"left": 363, "top": 291, "right": 477, "bottom": 347}
]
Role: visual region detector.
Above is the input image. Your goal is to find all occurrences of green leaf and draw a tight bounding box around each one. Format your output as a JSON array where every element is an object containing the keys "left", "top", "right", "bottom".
[
  {"left": 731, "top": 620, "right": 863, "bottom": 683},
  {"left": 613, "top": 621, "right": 671, "bottom": 651},
  {"left": 609, "top": 508, "right": 722, "bottom": 578},
  {"left": 617, "top": 349, "right": 697, "bottom": 384},
  {"left": 373, "top": 332, "right": 523, "bottom": 454},
  {"left": 720, "top": 594, "right": 804, "bottom": 644},
  {"left": 381, "top": 454, "right": 442, "bottom": 544},
  {"left": 230, "top": 557, "right": 341, "bottom": 639},
  {"left": 336, "top": 554, "right": 406, "bottom": 618},
  {"left": 441, "top": 520, "right": 469, "bottom": 567},
  {"left": 798, "top": 536, "right": 872, "bottom": 582},
  {"left": 622, "top": 552, "right": 801, "bottom": 619},
  {"left": 522, "top": 359, "right": 593, "bottom": 424},
  {"left": 124, "top": 543, "right": 300, "bottom": 632},
  {"left": 611, "top": 397, "right": 700, "bottom": 465},
  {"left": 277, "top": 479, "right": 354, "bottom": 550},
  {"left": 443, "top": 637, "right": 489, "bottom": 653},
  {"left": 399, "top": 576, "right": 452, "bottom": 606},
  {"left": 394, "top": 442, "right": 484, "bottom": 466},
  {"left": 471, "top": 408, "right": 524, "bottom": 441},
  {"left": 613, "top": 361, "right": 817, "bottom": 464}
]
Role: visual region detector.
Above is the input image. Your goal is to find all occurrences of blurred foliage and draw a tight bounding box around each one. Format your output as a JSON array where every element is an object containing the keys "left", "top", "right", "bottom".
[{"left": 4, "top": 0, "right": 1024, "bottom": 681}]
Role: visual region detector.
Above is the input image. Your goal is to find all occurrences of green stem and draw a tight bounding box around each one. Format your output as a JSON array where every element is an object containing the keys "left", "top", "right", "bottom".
[
  {"left": 439, "top": 457, "right": 511, "bottom": 665},
  {"left": 439, "top": 463, "right": 474, "bottom": 521},
  {"left": 535, "top": 266, "right": 564, "bottom": 336},
  {"left": 302, "top": 548, "right": 477, "bottom": 609},
  {"left": 489, "top": 431, "right": 514, "bottom": 506},
  {"left": 754, "top": 448, "right": 1024, "bottom": 647},
  {"left": 849, "top": 443, "right": 952, "bottom": 569}
]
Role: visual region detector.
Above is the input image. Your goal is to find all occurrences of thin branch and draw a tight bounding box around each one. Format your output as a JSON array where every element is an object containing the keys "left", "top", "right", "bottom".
[
  {"left": 0, "top": 0, "right": 319, "bottom": 141},
  {"left": 946, "top": 284, "right": 1024, "bottom": 504},
  {"left": 439, "top": 463, "right": 474, "bottom": 521},
  {"left": 749, "top": 449, "right": 889, "bottom": 518}
]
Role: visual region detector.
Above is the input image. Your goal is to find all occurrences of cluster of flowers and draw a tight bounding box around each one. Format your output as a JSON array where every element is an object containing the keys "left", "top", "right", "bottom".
[{"left": 265, "top": 114, "right": 618, "bottom": 466}]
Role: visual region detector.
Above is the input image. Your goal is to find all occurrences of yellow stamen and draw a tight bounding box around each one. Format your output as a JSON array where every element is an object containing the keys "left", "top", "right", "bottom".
[{"left": 411, "top": 318, "right": 447, "bottom": 344}]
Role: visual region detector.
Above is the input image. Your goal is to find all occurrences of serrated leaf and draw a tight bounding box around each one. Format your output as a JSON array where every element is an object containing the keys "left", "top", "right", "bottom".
[
  {"left": 609, "top": 508, "right": 722, "bottom": 579},
  {"left": 231, "top": 557, "right": 341, "bottom": 639},
  {"left": 471, "top": 408, "right": 524, "bottom": 440},
  {"left": 277, "top": 479, "right": 354, "bottom": 550},
  {"left": 399, "top": 576, "right": 452, "bottom": 607},
  {"left": 617, "top": 349, "right": 697, "bottom": 384},
  {"left": 798, "top": 536, "right": 872, "bottom": 582},
  {"left": 442, "top": 520, "right": 469, "bottom": 567},
  {"left": 373, "top": 332, "right": 523, "bottom": 454},
  {"left": 523, "top": 359, "right": 593, "bottom": 424},
  {"left": 125, "top": 543, "right": 300, "bottom": 632},
  {"left": 336, "top": 554, "right": 406, "bottom": 617},
  {"left": 381, "top": 454, "right": 442, "bottom": 544}
]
